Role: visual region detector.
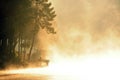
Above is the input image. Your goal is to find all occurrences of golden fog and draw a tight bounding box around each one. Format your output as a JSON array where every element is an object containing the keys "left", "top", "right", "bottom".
[{"left": 37, "top": 0, "right": 120, "bottom": 60}]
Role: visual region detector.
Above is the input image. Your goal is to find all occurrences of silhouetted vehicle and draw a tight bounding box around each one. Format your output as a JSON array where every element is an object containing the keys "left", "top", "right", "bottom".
[
  {"left": 38, "top": 58, "right": 50, "bottom": 66},
  {"left": 37, "top": 57, "right": 50, "bottom": 67}
]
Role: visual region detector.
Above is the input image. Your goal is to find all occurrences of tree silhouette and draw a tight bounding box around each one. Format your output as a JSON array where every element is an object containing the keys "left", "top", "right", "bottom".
[
  {"left": 0, "top": 0, "right": 56, "bottom": 68},
  {"left": 28, "top": 0, "right": 56, "bottom": 61}
]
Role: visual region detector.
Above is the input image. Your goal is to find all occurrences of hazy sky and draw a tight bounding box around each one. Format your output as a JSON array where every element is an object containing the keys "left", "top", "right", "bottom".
[
  {"left": 39, "top": 0, "right": 120, "bottom": 57},
  {"left": 51, "top": 0, "right": 120, "bottom": 31}
]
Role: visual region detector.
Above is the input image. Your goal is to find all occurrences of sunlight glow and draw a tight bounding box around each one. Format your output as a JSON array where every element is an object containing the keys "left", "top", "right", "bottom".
[{"left": 7, "top": 48, "right": 120, "bottom": 80}]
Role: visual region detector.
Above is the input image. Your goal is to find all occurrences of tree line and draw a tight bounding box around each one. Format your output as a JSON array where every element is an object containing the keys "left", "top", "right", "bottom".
[{"left": 0, "top": 0, "right": 56, "bottom": 69}]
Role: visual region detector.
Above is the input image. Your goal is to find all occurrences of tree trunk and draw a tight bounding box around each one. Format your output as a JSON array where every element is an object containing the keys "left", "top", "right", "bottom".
[
  {"left": 20, "top": 35, "right": 23, "bottom": 61},
  {"left": 28, "top": 34, "right": 35, "bottom": 61},
  {"left": 23, "top": 39, "right": 26, "bottom": 61},
  {"left": 18, "top": 34, "right": 21, "bottom": 57}
]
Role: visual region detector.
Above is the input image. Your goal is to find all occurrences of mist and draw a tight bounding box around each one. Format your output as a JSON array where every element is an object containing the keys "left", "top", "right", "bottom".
[
  {"left": 36, "top": 0, "right": 120, "bottom": 61},
  {"left": 1, "top": 0, "right": 120, "bottom": 79}
]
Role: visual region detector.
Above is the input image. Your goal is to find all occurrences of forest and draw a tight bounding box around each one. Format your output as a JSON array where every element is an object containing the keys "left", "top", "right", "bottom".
[{"left": 0, "top": 0, "right": 56, "bottom": 69}]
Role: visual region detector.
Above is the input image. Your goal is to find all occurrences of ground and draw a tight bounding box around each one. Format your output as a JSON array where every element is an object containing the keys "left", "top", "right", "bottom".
[{"left": 0, "top": 73, "right": 78, "bottom": 80}]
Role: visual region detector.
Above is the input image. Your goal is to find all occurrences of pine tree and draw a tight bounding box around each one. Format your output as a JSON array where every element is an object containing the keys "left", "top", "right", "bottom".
[{"left": 28, "top": 0, "right": 56, "bottom": 61}]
